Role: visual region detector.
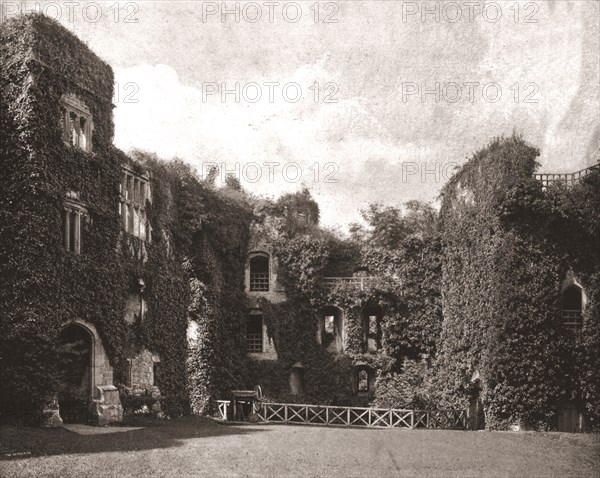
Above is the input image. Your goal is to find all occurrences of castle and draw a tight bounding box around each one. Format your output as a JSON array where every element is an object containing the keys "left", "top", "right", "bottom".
[{"left": 1, "top": 14, "right": 598, "bottom": 432}]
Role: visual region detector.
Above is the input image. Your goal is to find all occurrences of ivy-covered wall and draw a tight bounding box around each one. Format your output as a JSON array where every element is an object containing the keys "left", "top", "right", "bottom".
[
  {"left": 2, "top": 15, "right": 597, "bottom": 431},
  {"left": 0, "top": 14, "right": 191, "bottom": 419},
  {"left": 1, "top": 13, "right": 127, "bottom": 416},
  {"left": 438, "top": 135, "right": 600, "bottom": 430},
  {"left": 242, "top": 200, "right": 443, "bottom": 408}
]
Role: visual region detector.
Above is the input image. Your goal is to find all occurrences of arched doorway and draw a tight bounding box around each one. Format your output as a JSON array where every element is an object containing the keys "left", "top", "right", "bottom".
[{"left": 59, "top": 323, "right": 93, "bottom": 423}]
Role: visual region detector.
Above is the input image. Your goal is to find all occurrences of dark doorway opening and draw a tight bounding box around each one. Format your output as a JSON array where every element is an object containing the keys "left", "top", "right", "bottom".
[{"left": 59, "top": 323, "right": 92, "bottom": 423}]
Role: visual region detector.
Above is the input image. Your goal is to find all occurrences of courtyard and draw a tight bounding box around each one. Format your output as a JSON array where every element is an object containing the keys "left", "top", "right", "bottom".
[{"left": 1, "top": 418, "right": 598, "bottom": 478}]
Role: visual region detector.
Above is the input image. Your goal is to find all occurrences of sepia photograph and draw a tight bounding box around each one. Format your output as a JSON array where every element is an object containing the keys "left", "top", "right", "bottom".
[{"left": 0, "top": 1, "right": 599, "bottom": 477}]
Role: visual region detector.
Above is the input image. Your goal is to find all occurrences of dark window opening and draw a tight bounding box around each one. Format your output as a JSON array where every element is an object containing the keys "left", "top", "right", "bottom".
[
  {"left": 249, "top": 255, "right": 269, "bottom": 291},
  {"left": 561, "top": 286, "right": 583, "bottom": 331},
  {"left": 246, "top": 315, "right": 263, "bottom": 353}
]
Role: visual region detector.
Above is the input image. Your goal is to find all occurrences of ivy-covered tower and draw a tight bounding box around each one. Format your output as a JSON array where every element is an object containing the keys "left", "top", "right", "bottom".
[
  {"left": 0, "top": 14, "right": 189, "bottom": 426},
  {"left": 438, "top": 136, "right": 600, "bottom": 431}
]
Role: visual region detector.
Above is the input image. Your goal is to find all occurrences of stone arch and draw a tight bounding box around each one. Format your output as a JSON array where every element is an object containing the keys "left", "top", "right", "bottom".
[
  {"left": 60, "top": 319, "right": 122, "bottom": 425},
  {"left": 248, "top": 251, "right": 270, "bottom": 292},
  {"left": 560, "top": 273, "right": 588, "bottom": 330},
  {"left": 289, "top": 362, "right": 305, "bottom": 395},
  {"left": 65, "top": 319, "right": 115, "bottom": 395},
  {"left": 560, "top": 273, "right": 587, "bottom": 304}
]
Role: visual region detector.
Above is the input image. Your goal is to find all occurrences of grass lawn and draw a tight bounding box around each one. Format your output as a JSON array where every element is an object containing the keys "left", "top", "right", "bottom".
[{"left": 1, "top": 417, "right": 598, "bottom": 478}]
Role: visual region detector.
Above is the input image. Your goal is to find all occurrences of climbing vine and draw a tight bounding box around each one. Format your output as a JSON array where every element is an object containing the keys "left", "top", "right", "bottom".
[{"left": 438, "top": 134, "right": 600, "bottom": 430}]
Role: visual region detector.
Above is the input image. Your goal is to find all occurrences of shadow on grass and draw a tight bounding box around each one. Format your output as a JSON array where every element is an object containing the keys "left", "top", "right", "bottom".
[{"left": 0, "top": 416, "right": 263, "bottom": 460}]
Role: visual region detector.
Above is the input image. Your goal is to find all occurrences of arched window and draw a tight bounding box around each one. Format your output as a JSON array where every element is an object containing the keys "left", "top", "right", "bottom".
[
  {"left": 249, "top": 253, "right": 269, "bottom": 291},
  {"left": 289, "top": 363, "right": 304, "bottom": 395},
  {"left": 561, "top": 285, "right": 583, "bottom": 331}
]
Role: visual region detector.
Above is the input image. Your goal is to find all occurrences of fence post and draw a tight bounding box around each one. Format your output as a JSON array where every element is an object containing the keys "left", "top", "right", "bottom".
[
  {"left": 306, "top": 406, "right": 309, "bottom": 424},
  {"left": 411, "top": 410, "right": 414, "bottom": 429},
  {"left": 368, "top": 408, "right": 372, "bottom": 427},
  {"left": 284, "top": 404, "right": 288, "bottom": 423},
  {"left": 347, "top": 408, "right": 351, "bottom": 426}
]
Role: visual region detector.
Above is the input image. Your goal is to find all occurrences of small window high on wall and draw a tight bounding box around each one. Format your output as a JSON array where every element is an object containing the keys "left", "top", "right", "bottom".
[
  {"left": 60, "top": 94, "right": 92, "bottom": 152},
  {"left": 561, "top": 285, "right": 583, "bottom": 331},
  {"left": 120, "top": 167, "right": 151, "bottom": 241},
  {"left": 249, "top": 254, "right": 269, "bottom": 291}
]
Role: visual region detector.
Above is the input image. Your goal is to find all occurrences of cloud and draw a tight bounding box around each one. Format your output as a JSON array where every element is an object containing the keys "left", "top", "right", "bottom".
[{"left": 106, "top": 0, "right": 599, "bottom": 229}]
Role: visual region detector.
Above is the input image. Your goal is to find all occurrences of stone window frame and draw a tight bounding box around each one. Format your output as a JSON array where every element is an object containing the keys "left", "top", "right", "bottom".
[
  {"left": 361, "top": 306, "right": 383, "bottom": 353},
  {"left": 63, "top": 191, "right": 88, "bottom": 254},
  {"left": 120, "top": 166, "right": 152, "bottom": 241},
  {"left": 60, "top": 94, "right": 93, "bottom": 152},
  {"left": 248, "top": 251, "right": 270, "bottom": 292},
  {"left": 354, "top": 365, "right": 373, "bottom": 395},
  {"left": 317, "top": 305, "right": 344, "bottom": 353}
]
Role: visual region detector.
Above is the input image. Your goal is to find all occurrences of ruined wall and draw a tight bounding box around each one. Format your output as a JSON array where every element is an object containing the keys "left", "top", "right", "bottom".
[{"left": 438, "top": 135, "right": 600, "bottom": 430}]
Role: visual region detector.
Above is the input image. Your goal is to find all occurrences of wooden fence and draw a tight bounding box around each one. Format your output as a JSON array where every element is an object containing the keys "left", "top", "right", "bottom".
[
  {"left": 216, "top": 400, "right": 467, "bottom": 430},
  {"left": 534, "top": 163, "right": 599, "bottom": 189}
]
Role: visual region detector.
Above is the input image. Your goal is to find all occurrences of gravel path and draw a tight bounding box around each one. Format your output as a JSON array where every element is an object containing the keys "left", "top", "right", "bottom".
[{"left": 1, "top": 417, "right": 598, "bottom": 477}]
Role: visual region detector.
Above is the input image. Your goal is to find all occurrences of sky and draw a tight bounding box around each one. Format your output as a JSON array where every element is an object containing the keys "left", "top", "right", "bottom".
[{"left": 7, "top": 0, "right": 600, "bottom": 228}]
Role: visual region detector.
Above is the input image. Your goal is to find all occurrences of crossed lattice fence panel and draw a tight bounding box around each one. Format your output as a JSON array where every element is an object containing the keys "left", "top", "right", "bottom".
[
  {"left": 263, "top": 403, "right": 286, "bottom": 422},
  {"left": 370, "top": 409, "right": 391, "bottom": 427},
  {"left": 287, "top": 405, "right": 307, "bottom": 423},
  {"left": 307, "top": 406, "right": 327, "bottom": 425},
  {"left": 216, "top": 401, "right": 467, "bottom": 430}
]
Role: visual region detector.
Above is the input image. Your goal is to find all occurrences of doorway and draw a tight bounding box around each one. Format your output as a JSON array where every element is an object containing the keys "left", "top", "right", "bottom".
[{"left": 59, "top": 323, "right": 93, "bottom": 423}]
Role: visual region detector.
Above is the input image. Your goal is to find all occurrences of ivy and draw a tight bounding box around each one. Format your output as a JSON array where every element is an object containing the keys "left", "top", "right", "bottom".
[{"left": 438, "top": 134, "right": 600, "bottom": 430}]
